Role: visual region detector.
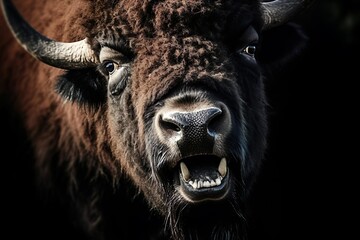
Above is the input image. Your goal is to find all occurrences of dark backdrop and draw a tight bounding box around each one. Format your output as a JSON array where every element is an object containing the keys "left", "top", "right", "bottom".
[{"left": 253, "top": 0, "right": 359, "bottom": 239}]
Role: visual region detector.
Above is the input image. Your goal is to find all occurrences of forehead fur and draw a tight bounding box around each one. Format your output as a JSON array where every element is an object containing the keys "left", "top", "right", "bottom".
[
  {"left": 78, "top": 0, "right": 261, "bottom": 40},
  {"left": 74, "top": 0, "right": 262, "bottom": 99}
]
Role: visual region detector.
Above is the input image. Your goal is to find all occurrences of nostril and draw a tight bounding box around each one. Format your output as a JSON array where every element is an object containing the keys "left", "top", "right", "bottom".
[
  {"left": 159, "top": 116, "right": 182, "bottom": 132},
  {"left": 207, "top": 110, "right": 223, "bottom": 135}
]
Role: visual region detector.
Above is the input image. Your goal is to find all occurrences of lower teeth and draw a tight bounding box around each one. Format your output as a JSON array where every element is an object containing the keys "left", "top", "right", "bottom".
[{"left": 188, "top": 176, "right": 223, "bottom": 189}]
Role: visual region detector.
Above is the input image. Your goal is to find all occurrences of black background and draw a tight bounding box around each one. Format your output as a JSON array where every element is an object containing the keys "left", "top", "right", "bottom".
[{"left": 255, "top": 0, "right": 359, "bottom": 239}]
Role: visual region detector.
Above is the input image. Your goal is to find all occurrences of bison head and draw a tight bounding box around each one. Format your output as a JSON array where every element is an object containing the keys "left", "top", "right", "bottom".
[{"left": 1, "top": 0, "right": 312, "bottom": 239}]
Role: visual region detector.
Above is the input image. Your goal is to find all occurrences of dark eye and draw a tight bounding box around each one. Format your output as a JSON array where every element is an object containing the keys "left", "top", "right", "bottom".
[
  {"left": 242, "top": 45, "right": 257, "bottom": 57},
  {"left": 104, "top": 61, "right": 118, "bottom": 75}
]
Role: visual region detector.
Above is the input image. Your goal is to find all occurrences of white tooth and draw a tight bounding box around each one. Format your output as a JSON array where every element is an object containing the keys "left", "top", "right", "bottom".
[
  {"left": 218, "top": 158, "right": 227, "bottom": 177},
  {"left": 215, "top": 178, "right": 221, "bottom": 186},
  {"left": 210, "top": 180, "right": 216, "bottom": 186},
  {"left": 203, "top": 181, "right": 210, "bottom": 188},
  {"left": 180, "top": 162, "right": 190, "bottom": 181},
  {"left": 193, "top": 180, "right": 198, "bottom": 189},
  {"left": 191, "top": 182, "right": 197, "bottom": 189},
  {"left": 189, "top": 180, "right": 194, "bottom": 185},
  {"left": 198, "top": 180, "right": 203, "bottom": 188}
]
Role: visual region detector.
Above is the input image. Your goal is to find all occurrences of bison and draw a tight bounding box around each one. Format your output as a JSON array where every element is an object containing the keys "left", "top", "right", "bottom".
[{"left": 0, "top": 0, "right": 312, "bottom": 239}]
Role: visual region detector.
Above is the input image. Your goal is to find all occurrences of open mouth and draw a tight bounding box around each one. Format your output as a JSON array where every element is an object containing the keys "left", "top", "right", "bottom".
[{"left": 177, "top": 155, "right": 230, "bottom": 202}]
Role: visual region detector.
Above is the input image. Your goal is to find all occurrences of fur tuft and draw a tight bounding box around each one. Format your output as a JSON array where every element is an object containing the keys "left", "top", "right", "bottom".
[{"left": 56, "top": 69, "right": 107, "bottom": 106}]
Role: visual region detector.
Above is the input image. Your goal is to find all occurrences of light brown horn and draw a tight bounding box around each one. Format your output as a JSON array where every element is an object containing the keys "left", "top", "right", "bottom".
[
  {"left": 0, "top": 0, "right": 98, "bottom": 69},
  {"left": 261, "top": 0, "right": 315, "bottom": 29}
]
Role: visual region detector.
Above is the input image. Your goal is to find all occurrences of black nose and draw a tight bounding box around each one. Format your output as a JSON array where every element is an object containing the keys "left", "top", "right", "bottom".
[{"left": 158, "top": 106, "right": 228, "bottom": 156}]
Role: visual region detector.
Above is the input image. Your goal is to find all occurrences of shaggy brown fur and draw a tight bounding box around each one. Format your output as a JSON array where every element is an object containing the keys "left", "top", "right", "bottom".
[{"left": 0, "top": 0, "right": 307, "bottom": 239}]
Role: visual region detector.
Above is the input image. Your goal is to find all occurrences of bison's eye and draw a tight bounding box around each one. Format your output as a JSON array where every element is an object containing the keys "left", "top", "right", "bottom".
[
  {"left": 234, "top": 26, "right": 259, "bottom": 59},
  {"left": 108, "top": 64, "right": 131, "bottom": 96},
  {"left": 242, "top": 45, "right": 257, "bottom": 57},
  {"left": 99, "top": 46, "right": 129, "bottom": 76},
  {"left": 104, "top": 61, "right": 118, "bottom": 75},
  {"left": 238, "top": 43, "right": 257, "bottom": 58}
]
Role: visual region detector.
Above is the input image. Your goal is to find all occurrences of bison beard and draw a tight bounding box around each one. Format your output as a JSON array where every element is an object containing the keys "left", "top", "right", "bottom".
[
  {"left": 165, "top": 197, "right": 246, "bottom": 239},
  {"left": 0, "top": 0, "right": 311, "bottom": 239}
]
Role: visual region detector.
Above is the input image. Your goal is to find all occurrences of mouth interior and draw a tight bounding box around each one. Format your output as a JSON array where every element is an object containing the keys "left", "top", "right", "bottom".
[{"left": 179, "top": 155, "right": 227, "bottom": 189}]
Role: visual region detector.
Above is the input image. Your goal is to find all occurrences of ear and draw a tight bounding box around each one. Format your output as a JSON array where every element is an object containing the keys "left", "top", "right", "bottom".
[
  {"left": 257, "top": 23, "right": 308, "bottom": 72},
  {"left": 55, "top": 68, "right": 107, "bottom": 106}
]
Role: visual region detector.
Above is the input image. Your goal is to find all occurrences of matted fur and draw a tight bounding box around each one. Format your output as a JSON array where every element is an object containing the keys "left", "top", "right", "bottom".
[{"left": 0, "top": 0, "right": 306, "bottom": 239}]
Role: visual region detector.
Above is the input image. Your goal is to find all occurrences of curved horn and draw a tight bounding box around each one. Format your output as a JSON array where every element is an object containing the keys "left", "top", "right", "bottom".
[
  {"left": 0, "top": 0, "right": 98, "bottom": 69},
  {"left": 261, "top": 0, "right": 315, "bottom": 29}
]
